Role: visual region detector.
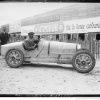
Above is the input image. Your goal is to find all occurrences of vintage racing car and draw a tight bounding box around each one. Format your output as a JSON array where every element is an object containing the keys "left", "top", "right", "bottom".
[{"left": 1, "top": 38, "right": 95, "bottom": 73}]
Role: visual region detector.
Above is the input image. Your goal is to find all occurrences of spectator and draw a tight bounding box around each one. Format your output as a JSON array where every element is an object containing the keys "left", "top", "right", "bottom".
[{"left": 0, "top": 27, "right": 9, "bottom": 45}]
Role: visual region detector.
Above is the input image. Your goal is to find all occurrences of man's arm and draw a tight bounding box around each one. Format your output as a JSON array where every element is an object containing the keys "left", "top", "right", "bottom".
[
  {"left": 0, "top": 33, "right": 1, "bottom": 40},
  {"left": 7, "top": 33, "right": 10, "bottom": 41},
  {"left": 0, "top": 33, "right": 1, "bottom": 43}
]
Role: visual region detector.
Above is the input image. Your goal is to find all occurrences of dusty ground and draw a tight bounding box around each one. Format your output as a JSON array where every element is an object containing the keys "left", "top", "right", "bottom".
[{"left": 0, "top": 56, "right": 100, "bottom": 95}]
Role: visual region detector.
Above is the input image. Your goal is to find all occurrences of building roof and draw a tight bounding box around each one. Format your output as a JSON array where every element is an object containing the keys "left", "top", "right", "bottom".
[{"left": 21, "top": 3, "right": 100, "bottom": 26}]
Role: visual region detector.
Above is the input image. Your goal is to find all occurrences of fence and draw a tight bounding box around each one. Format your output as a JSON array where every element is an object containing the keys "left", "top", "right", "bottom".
[
  {"left": 94, "top": 41, "right": 100, "bottom": 59},
  {"left": 76, "top": 40, "right": 100, "bottom": 60}
]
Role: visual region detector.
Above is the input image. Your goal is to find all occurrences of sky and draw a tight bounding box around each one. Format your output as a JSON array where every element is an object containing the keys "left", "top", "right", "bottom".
[{"left": 0, "top": 3, "right": 74, "bottom": 27}]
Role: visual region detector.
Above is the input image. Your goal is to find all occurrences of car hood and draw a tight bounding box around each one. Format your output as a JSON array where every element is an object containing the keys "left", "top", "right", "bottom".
[
  {"left": 1, "top": 41, "right": 24, "bottom": 57},
  {"left": 1, "top": 41, "right": 23, "bottom": 48}
]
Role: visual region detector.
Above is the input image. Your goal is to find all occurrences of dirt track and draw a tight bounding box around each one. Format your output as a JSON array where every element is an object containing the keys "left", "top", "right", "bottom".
[{"left": 0, "top": 56, "right": 100, "bottom": 94}]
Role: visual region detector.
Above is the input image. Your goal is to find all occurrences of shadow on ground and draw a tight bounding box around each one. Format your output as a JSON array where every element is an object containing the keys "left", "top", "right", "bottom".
[
  {"left": 21, "top": 62, "right": 100, "bottom": 75},
  {"left": 21, "top": 63, "right": 75, "bottom": 72}
]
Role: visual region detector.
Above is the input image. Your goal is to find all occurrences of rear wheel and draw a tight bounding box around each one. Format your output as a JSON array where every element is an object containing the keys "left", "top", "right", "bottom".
[
  {"left": 72, "top": 50, "right": 95, "bottom": 73},
  {"left": 5, "top": 49, "right": 24, "bottom": 68}
]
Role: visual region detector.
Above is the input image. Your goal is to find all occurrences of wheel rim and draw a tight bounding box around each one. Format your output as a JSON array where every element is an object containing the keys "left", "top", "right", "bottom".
[
  {"left": 75, "top": 53, "right": 92, "bottom": 71},
  {"left": 7, "top": 50, "right": 22, "bottom": 66}
]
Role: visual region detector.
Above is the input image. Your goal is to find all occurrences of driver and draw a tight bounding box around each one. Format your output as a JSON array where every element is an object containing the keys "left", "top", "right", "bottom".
[{"left": 23, "top": 32, "right": 38, "bottom": 50}]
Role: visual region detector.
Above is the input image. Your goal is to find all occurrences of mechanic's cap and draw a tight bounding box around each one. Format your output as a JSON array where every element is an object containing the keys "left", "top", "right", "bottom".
[{"left": 28, "top": 32, "right": 35, "bottom": 35}]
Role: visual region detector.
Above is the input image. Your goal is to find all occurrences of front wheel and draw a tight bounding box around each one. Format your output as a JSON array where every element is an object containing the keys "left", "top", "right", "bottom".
[
  {"left": 5, "top": 49, "right": 24, "bottom": 68},
  {"left": 72, "top": 50, "right": 95, "bottom": 73}
]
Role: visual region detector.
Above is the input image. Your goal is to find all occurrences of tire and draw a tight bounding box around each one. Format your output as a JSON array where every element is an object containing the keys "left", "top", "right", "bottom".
[
  {"left": 72, "top": 50, "right": 95, "bottom": 73},
  {"left": 5, "top": 49, "right": 24, "bottom": 68}
]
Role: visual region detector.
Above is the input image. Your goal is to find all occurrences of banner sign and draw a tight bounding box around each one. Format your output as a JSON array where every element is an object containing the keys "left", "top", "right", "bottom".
[
  {"left": 34, "top": 22, "right": 64, "bottom": 34},
  {"left": 21, "top": 17, "right": 100, "bottom": 36},
  {"left": 63, "top": 17, "right": 100, "bottom": 33},
  {"left": 21, "top": 22, "right": 64, "bottom": 36}
]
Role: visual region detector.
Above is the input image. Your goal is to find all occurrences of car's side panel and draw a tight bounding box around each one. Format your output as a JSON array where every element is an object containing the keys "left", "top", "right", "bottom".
[
  {"left": 1, "top": 39, "right": 78, "bottom": 65},
  {"left": 50, "top": 41, "right": 77, "bottom": 54},
  {"left": 27, "top": 39, "right": 50, "bottom": 62},
  {"left": 27, "top": 39, "right": 77, "bottom": 64}
]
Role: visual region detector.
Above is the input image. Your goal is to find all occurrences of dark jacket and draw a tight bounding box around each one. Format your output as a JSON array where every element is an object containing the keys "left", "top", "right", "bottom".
[
  {"left": 23, "top": 37, "right": 39, "bottom": 51},
  {"left": 0, "top": 32, "right": 9, "bottom": 45}
]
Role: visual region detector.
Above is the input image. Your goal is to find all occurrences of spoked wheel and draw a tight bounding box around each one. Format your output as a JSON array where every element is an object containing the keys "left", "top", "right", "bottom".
[
  {"left": 72, "top": 50, "right": 95, "bottom": 73},
  {"left": 5, "top": 49, "right": 24, "bottom": 68}
]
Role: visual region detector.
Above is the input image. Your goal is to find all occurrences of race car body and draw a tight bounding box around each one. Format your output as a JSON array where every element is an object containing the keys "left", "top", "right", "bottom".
[{"left": 1, "top": 38, "right": 95, "bottom": 73}]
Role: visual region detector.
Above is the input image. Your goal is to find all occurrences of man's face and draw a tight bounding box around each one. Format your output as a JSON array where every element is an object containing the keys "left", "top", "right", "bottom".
[
  {"left": 3, "top": 27, "right": 6, "bottom": 32},
  {"left": 28, "top": 34, "right": 34, "bottom": 39}
]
